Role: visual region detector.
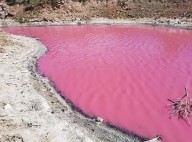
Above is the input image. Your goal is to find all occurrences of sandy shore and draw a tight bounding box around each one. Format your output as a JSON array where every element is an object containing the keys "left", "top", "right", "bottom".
[
  {"left": 0, "top": 31, "right": 147, "bottom": 142},
  {"left": 0, "top": 18, "right": 192, "bottom": 29}
]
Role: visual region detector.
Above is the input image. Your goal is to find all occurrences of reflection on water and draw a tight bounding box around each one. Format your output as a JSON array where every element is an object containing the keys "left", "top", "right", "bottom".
[{"left": 3, "top": 25, "right": 192, "bottom": 142}]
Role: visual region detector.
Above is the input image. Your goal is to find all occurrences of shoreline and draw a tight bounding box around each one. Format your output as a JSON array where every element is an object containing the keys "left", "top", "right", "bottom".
[
  {"left": 1, "top": 18, "right": 192, "bottom": 29},
  {"left": 0, "top": 31, "right": 145, "bottom": 142}
]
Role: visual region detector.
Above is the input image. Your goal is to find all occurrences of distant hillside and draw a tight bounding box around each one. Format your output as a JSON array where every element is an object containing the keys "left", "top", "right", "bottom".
[{"left": 1, "top": 0, "right": 192, "bottom": 22}]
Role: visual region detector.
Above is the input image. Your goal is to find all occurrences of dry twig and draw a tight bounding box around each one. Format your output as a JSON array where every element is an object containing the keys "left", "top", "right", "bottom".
[{"left": 168, "top": 86, "right": 192, "bottom": 126}]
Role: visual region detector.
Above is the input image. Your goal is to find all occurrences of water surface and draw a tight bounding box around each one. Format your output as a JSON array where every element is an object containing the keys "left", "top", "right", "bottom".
[{"left": 3, "top": 25, "right": 192, "bottom": 142}]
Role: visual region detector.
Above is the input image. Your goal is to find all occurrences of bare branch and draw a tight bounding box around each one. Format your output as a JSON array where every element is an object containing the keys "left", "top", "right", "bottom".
[{"left": 168, "top": 86, "right": 192, "bottom": 126}]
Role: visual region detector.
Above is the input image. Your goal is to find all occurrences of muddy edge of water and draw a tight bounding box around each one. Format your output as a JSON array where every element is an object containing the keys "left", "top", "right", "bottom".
[
  {"left": 0, "top": 18, "right": 192, "bottom": 29},
  {"left": 1, "top": 18, "right": 191, "bottom": 142},
  {"left": 32, "top": 38, "right": 146, "bottom": 142},
  {"left": 31, "top": 38, "right": 147, "bottom": 142}
]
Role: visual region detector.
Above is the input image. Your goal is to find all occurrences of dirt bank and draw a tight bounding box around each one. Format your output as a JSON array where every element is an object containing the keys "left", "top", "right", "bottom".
[
  {"left": 0, "top": 31, "right": 148, "bottom": 142},
  {"left": 1, "top": 0, "right": 192, "bottom": 22},
  {"left": 1, "top": 0, "right": 192, "bottom": 28}
]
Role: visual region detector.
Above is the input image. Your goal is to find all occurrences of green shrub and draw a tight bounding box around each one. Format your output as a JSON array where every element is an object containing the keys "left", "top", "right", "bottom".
[{"left": 15, "top": 16, "right": 31, "bottom": 23}]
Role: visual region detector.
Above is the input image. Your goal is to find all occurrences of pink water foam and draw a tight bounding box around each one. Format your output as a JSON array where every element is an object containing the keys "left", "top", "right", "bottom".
[{"left": 3, "top": 25, "right": 192, "bottom": 142}]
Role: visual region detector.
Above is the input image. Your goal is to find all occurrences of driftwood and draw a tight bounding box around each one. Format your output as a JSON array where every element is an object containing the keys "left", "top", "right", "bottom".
[{"left": 168, "top": 86, "right": 192, "bottom": 126}]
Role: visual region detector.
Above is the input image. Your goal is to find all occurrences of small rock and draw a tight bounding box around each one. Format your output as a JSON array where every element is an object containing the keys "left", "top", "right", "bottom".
[
  {"left": 51, "top": 111, "right": 54, "bottom": 114},
  {"left": 43, "top": 17, "right": 48, "bottom": 22},
  {"left": 4, "top": 104, "right": 13, "bottom": 111},
  {"left": 42, "top": 102, "right": 50, "bottom": 110},
  {"left": 96, "top": 117, "right": 103, "bottom": 123},
  {"left": 27, "top": 123, "right": 33, "bottom": 127},
  {"left": 145, "top": 136, "right": 162, "bottom": 142},
  {"left": 77, "top": 21, "right": 81, "bottom": 25}
]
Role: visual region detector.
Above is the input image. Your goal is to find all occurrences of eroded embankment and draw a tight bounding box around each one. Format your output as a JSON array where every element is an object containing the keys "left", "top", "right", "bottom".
[{"left": 0, "top": 32, "right": 145, "bottom": 142}]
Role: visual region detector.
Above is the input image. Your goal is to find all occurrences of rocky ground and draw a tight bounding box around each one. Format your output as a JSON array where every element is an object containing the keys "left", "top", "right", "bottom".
[{"left": 0, "top": 0, "right": 192, "bottom": 23}]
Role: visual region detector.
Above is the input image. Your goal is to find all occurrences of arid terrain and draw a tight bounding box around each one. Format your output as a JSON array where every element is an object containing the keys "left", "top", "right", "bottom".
[
  {"left": 0, "top": 0, "right": 192, "bottom": 23},
  {"left": 0, "top": 0, "right": 192, "bottom": 142}
]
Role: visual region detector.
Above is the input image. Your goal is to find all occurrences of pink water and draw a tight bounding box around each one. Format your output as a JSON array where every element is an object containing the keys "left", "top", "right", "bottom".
[{"left": 3, "top": 25, "right": 192, "bottom": 142}]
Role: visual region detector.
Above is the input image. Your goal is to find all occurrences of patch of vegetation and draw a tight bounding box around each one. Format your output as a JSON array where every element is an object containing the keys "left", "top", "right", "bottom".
[
  {"left": 15, "top": 15, "right": 31, "bottom": 23},
  {"left": 6, "top": 0, "right": 41, "bottom": 5},
  {"left": 5, "top": 0, "right": 91, "bottom": 8}
]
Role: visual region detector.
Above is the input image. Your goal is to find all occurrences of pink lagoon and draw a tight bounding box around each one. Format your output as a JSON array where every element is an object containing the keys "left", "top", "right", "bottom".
[{"left": 3, "top": 25, "right": 192, "bottom": 142}]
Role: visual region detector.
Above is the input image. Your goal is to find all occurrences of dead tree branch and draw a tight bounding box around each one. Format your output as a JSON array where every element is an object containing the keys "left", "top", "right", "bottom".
[{"left": 168, "top": 86, "right": 192, "bottom": 126}]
